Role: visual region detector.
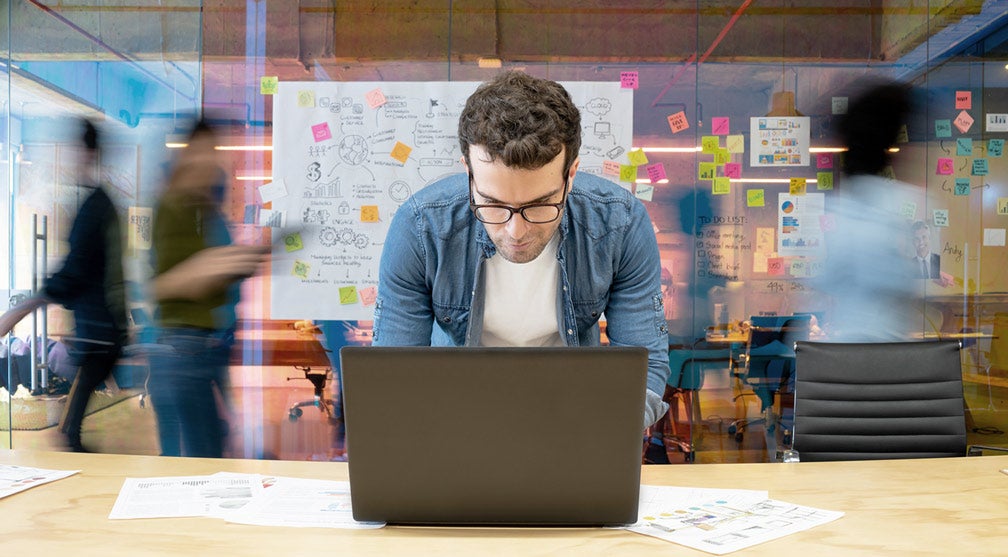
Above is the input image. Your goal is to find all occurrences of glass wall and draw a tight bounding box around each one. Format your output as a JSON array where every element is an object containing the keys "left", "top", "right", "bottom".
[{"left": 2, "top": 1, "right": 1006, "bottom": 463}]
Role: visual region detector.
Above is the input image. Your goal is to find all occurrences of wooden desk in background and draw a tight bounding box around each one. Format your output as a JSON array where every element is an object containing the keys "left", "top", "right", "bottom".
[
  {"left": 926, "top": 293, "right": 1008, "bottom": 333},
  {"left": 2, "top": 449, "right": 1006, "bottom": 556}
]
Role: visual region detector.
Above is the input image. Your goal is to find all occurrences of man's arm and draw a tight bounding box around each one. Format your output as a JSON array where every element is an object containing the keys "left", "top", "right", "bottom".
[{"left": 372, "top": 201, "right": 435, "bottom": 346}]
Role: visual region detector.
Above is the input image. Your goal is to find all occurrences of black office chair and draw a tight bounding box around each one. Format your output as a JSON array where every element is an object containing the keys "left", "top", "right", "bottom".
[{"left": 792, "top": 340, "right": 1006, "bottom": 461}]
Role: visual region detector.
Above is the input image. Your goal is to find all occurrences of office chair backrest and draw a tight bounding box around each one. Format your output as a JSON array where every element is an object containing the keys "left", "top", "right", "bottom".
[{"left": 793, "top": 340, "right": 966, "bottom": 461}]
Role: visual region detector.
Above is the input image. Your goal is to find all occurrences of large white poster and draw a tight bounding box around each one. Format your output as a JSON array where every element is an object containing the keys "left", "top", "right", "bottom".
[
  {"left": 270, "top": 81, "right": 633, "bottom": 320},
  {"left": 749, "top": 116, "right": 810, "bottom": 167}
]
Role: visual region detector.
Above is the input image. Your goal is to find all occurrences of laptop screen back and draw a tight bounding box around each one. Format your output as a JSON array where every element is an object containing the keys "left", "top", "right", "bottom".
[{"left": 339, "top": 346, "right": 647, "bottom": 526}]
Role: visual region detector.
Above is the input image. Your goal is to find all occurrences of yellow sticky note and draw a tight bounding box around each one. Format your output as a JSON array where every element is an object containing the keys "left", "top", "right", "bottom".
[
  {"left": 789, "top": 178, "right": 807, "bottom": 195},
  {"left": 714, "top": 149, "right": 730, "bottom": 166},
  {"left": 713, "top": 177, "right": 730, "bottom": 195},
  {"left": 260, "top": 76, "right": 279, "bottom": 95},
  {"left": 339, "top": 285, "right": 359, "bottom": 305},
  {"left": 361, "top": 205, "right": 379, "bottom": 222},
  {"left": 998, "top": 198, "right": 1008, "bottom": 215},
  {"left": 627, "top": 148, "right": 649, "bottom": 167},
  {"left": 297, "top": 90, "right": 315, "bottom": 108},
  {"left": 283, "top": 232, "right": 304, "bottom": 252},
  {"left": 726, "top": 134, "right": 745, "bottom": 153},
  {"left": 619, "top": 164, "right": 637, "bottom": 183},
  {"left": 390, "top": 141, "right": 412, "bottom": 164},
  {"left": 816, "top": 172, "right": 834, "bottom": 190},
  {"left": 747, "top": 189, "right": 765, "bottom": 207},
  {"left": 698, "top": 162, "right": 716, "bottom": 181},
  {"left": 701, "top": 136, "right": 720, "bottom": 154},
  {"left": 293, "top": 260, "right": 310, "bottom": 279}
]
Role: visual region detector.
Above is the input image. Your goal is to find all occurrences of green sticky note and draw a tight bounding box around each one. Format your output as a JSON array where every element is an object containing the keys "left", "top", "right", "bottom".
[
  {"left": 954, "top": 178, "right": 971, "bottom": 196},
  {"left": 283, "top": 232, "right": 304, "bottom": 252},
  {"left": 701, "top": 136, "right": 720, "bottom": 154},
  {"left": 339, "top": 285, "right": 359, "bottom": 305},
  {"left": 713, "top": 149, "right": 730, "bottom": 166},
  {"left": 935, "top": 119, "right": 952, "bottom": 138},
  {"left": 698, "top": 162, "right": 716, "bottom": 181},
  {"left": 626, "top": 148, "right": 649, "bottom": 167},
  {"left": 747, "top": 189, "right": 765, "bottom": 207},
  {"left": 956, "top": 137, "right": 973, "bottom": 156},
  {"left": 712, "top": 177, "right": 730, "bottom": 195},
  {"left": 293, "top": 260, "right": 310, "bottom": 279},
  {"left": 260, "top": 76, "right": 279, "bottom": 95},
  {"left": 989, "top": 139, "right": 1004, "bottom": 157},
  {"left": 816, "top": 172, "right": 833, "bottom": 190},
  {"left": 972, "top": 158, "right": 989, "bottom": 176},
  {"left": 619, "top": 164, "right": 637, "bottom": 183}
]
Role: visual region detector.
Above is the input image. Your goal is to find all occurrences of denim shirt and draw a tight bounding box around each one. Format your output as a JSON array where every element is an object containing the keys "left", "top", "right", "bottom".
[{"left": 373, "top": 171, "right": 670, "bottom": 396}]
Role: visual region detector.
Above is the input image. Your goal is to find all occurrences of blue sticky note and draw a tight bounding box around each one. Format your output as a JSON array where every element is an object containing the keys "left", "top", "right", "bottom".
[
  {"left": 989, "top": 139, "right": 1004, "bottom": 158},
  {"left": 956, "top": 137, "right": 972, "bottom": 156},
  {"left": 935, "top": 120, "right": 952, "bottom": 138},
  {"left": 954, "top": 178, "right": 971, "bottom": 196},
  {"left": 972, "top": 158, "right": 989, "bottom": 176}
]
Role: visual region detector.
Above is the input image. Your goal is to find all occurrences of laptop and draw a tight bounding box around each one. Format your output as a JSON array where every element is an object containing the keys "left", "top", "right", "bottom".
[{"left": 339, "top": 346, "right": 648, "bottom": 526}]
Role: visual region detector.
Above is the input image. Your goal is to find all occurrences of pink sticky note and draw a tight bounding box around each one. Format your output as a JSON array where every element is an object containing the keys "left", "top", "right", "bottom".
[
  {"left": 723, "top": 162, "right": 741, "bottom": 179},
  {"left": 711, "top": 117, "right": 730, "bottom": 135},
  {"left": 767, "top": 257, "right": 785, "bottom": 276},
  {"left": 311, "top": 122, "right": 332, "bottom": 143},
  {"left": 936, "top": 157, "right": 954, "bottom": 175},
  {"left": 953, "top": 110, "right": 974, "bottom": 133},
  {"left": 365, "top": 88, "right": 387, "bottom": 109},
  {"left": 620, "top": 71, "right": 639, "bottom": 89},
  {"left": 816, "top": 153, "right": 833, "bottom": 169},
  {"left": 667, "top": 111, "right": 689, "bottom": 134},
  {"left": 645, "top": 163, "right": 666, "bottom": 183},
  {"left": 603, "top": 160, "right": 621, "bottom": 176},
  {"left": 955, "top": 91, "right": 971, "bottom": 110},
  {"left": 359, "top": 286, "right": 378, "bottom": 307}
]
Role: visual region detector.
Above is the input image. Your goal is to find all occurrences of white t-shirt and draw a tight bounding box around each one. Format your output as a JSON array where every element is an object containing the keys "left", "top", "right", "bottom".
[{"left": 481, "top": 234, "right": 564, "bottom": 347}]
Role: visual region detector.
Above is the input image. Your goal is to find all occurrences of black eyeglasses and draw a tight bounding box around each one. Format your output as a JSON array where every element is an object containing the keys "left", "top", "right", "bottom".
[{"left": 468, "top": 170, "right": 570, "bottom": 225}]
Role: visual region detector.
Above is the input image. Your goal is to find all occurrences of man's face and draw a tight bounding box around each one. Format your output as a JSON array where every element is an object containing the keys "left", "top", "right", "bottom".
[
  {"left": 912, "top": 227, "right": 930, "bottom": 258},
  {"left": 465, "top": 145, "right": 578, "bottom": 264}
]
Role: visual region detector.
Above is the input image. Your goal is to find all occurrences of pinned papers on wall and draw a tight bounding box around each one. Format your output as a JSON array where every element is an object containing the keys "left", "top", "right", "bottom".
[
  {"left": 293, "top": 260, "right": 310, "bottom": 279},
  {"left": 701, "top": 136, "right": 720, "bottom": 154},
  {"left": 360, "top": 205, "right": 379, "bottom": 223},
  {"left": 831, "top": 96, "right": 848, "bottom": 114},
  {"left": 726, "top": 134, "right": 745, "bottom": 153},
  {"left": 258, "top": 179, "right": 289, "bottom": 204},
  {"left": 619, "top": 164, "right": 637, "bottom": 183},
  {"left": 698, "top": 162, "right": 716, "bottom": 181},
  {"left": 297, "top": 90, "right": 316, "bottom": 108},
  {"left": 723, "top": 162, "right": 741, "bottom": 179},
  {"left": 127, "top": 206, "right": 153, "bottom": 250},
  {"left": 767, "top": 257, "right": 785, "bottom": 276},
  {"left": 712, "top": 177, "right": 730, "bottom": 195},
  {"left": 283, "top": 232, "right": 304, "bottom": 252},
  {"left": 713, "top": 150, "right": 730, "bottom": 165},
  {"left": 973, "top": 158, "right": 989, "bottom": 176},
  {"left": 815, "top": 153, "right": 833, "bottom": 169},
  {"left": 627, "top": 148, "right": 649, "bottom": 166},
  {"left": 899, "top": 202, "right": 917, "bottom": 220},
  {"left": 955, "top": 90, "right": 972, "bottom": 110},
  {"left": 789, "top": 178, "right": 806, "bottom": 195},
  {"left": 339, "top": 286, "right": 359, "bottom": 305},
  {"left": 603, "top": 160, "right": 621, "bottom": 176},
  {"left": 747, "top": 189, "right": 765, "bottom": 207},
  {"left": 359, "top": 286, "right": 378, "bottom": 307},
  {"left": 390, "top": 141, "right": 412, "bottom": 164},
  {"left": 667, "top": 111, "right": 690, "bottom": 133},
  {"left": 999, "top": 198, "right": 1008, "bottom": 216},
  {"left": 984, "top": 228, "right": 1006, "bottom": 247},
  {"left": 816, "top": 172, "right": 833, "bottom": 190},
  {"left": 260, "top": 76, "right": 279, "bottom": 95},
  {"left": 620, "top": 71, "right": 639, "bottom": 89},
  {"left": 933, "top": 209, "right": 949, "bottom": 227},
  {"left": 956, "top": 137, "right": 972, "bottom": 156},
  {"left": 711, "top": 117, "right": 730, "bottom": 135},
  {"left": 645, "top": 163, "right": 666, "bottom": 183},
  {"left": 954, "top": 110, "right": 974, "bottom": 133},
  {"left": 365, "top": 88, "right": 387, "bottom": 108},
  {"left": 750, "top": 116, "right": 810, "bottom": 167},
  {"left": 635, "top": 183, "right": 654, "bottom": 201},
  {"left": 954, "top": 178, "right": 971, "bottom": 196},
  {"left": 260, "top": 209, "right": 286, "bottom": 228},
  {"left": 936, "top": 158, "right": 954, "bottom": 175},
  {"left": 990, "top": 139, "right": 1005, "bottom": 157},
  {"left": 311, "top": 122, "right": 332, "bottom": 142},
  {"left": 935, "top": 119, "right": 953, "bottom": 138}
]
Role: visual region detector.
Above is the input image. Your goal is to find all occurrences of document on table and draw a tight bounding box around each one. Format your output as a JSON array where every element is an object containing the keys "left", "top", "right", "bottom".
[
  {"left": 224, "top": 476, "right": 384, "bottom": 529},
  {"left": 0, "top": 464, "right": 79, "bottom": 499},
  {"left": 625, "top": 485, "right": 844, "bottom": 555}
]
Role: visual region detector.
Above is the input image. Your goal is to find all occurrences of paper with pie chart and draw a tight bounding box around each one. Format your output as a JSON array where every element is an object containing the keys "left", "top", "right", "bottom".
[{"left": 270, "top": 81, "right": 633, "bottom": 319}]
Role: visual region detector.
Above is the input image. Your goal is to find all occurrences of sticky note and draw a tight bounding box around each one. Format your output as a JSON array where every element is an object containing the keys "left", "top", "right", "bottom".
[
  {"left": 711, "top": 117, "right": 730, "bottom": 135},
  {"left": 293, "top": 260, "right": 310, "bottom": 279},
  {"left": 972, "top": 158, "right": 989, "bottom": 176},
  {"left": 789, "top": 178, "right": 807, "bottom": 195},
  {"left": 627, "top": 148, "right": 649, "bottom": 166},
  {"left": 954, "top": 178, "right": 971, "bottom": 196},
  {"left": 390, "top": 141, "right": 412, "bottom": 164},
  {"left": 816, "top": 172, "right": 833, "bottom": 190},
  {"left": 816, "top": 153, "right": 833, "bottom": 169},
  {"left": 713, "top": 150, "right": 730, "bottom": 166},
  {"left": 723, "top": 162, "right": 741, "bottom": 179},
  {"left": 365, "top": 88, "right": 387, "bottom": 109},
  {"left": 360, "top": 205, "right": 379, "bottom": 222},
  {"left": 956, "top": 138, "right": 973, "bottom": 156},
  {"left": 667, "top": 111, "right": 689, "bottom": 133},
  {"left": 767, "top": 257, "right": 785, "bottom": 276},
  {"left": 283, "top": 232, "right": 303, "bottom": 252},
  {"left": 935, "top": 120, "right": 952, "bottom": 138},
  {"left": 790, "top": 260, "right": 808, "bottom": 278},
  {"left": 989, "top": 139, "right": 1004, "bottom": 157},
  {"left": 311, "top": 122, "right": 332, "bottom": 143},
  {"left": 955, "top": 90, "right": 972, "bottom": 110},
  {"left": 619, "top": 164, "right": 637, "bottom": 183},
  {"left": 984, "top": 228, "right": 1006, "bottom": 247},
  {"left": 712, "top": 177, "right": 730, "bottom": 195},
  {"left": 645, "top": 163, "right": 666, "bottom": 183},
  {"left": 819, "top": 214, "right": 835, "bottom": 232},
  {"left": 726, "top": 134, "right": 745, "bottom": 153},
  {"left": 998, "top": 199, "right": 1008, "bottom": 216},
  {"left": 899, "top": 202, "right": 916, "bottom": 220},
  {"left": 933, "top": 209, "right": 949, "bottom": 227},
  {"left": 634, "top": 184, "right": 654, "bottom": 201},
  {"left": 936, "top": 158, "right": 954, "bottom": 175},
  {"left": 954, "top": 110, "right": 974, "bottom": 133},
  {"left": 620, "top": 71, "right": 639, "bottom": 89},
  {"left": 701, "top": 136, "right": 720, "bottom": 154},
  {"left": 831, "top": 97, "right": 848, "bottom": 114},
  {"left": 297, "top": 90, "right": 315, "bottom": 108},
  {"left": 747, "top": 189, "right": 765, "bottom": 207},
  {"left": 698, "top": 162, "right": 716, "bottom": 181},
  {"left": 260, "top": 76, "right": 278, "bottom": 95},
  {"left": 339, "top": 285, "right": 359, "bottom": 305},
  {"left": 603, "top": 160, "right": 621, "bottom": 176},
  {"left": 359, "top": 286, "right": 378, "bottom": 307},
  {"left": 258, "top": 180, "right": 288, "bottom": 204}
]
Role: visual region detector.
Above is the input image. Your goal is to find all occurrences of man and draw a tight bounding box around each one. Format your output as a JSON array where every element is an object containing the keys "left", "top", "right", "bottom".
[
  {"left": 910, "top": 220, "right": 953, "bottom": 286},
  {"left": 373, "top": 71, "right": 670, "bottom": 427}
]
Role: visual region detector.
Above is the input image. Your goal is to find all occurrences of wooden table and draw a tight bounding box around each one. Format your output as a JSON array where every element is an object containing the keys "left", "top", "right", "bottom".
[{"left": 2, "top": 449, "right": 1006, "bottom": 556}]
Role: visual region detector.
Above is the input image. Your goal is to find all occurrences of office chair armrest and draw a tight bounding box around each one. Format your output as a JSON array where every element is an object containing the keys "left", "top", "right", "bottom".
[{"left": 967, "top": 445, "right": 1008, "bottom": 456}]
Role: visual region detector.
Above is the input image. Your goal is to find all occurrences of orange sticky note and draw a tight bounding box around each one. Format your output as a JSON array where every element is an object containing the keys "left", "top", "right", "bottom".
[
  {"left": 361, "top": 205, "right": 379, "bottom": 222},
  {"left": 955, "top": 90, "right": 971, "bottom": 110},
  {"left": 603, "top": 160, "right": 621, "bottom": 176},
  {"left": 667, "top": 111, "right": 690, "bottom": 134},
  {"left": 390, "top": 141, "right": 412, "bottom": 164},
  {"left": 767, "top": 257, "right": 785, "bottom": 276},
  {"left": 359, "top": 286, "right": 378, "bottom": 307}
]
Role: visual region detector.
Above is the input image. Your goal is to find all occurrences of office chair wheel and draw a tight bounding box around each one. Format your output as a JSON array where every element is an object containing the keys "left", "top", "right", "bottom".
[
  {"left": 727, "top": 423, "right": 737, "bottom": 436},
  {"left": 289, "top": 407, "right": 303, "bottom": 422}
]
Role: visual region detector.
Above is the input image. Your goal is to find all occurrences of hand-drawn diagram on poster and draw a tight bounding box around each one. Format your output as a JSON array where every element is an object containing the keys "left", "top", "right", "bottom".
[
  {"left": 750, "top": 116, "right": 810, "bottom": 167},
  {"left": 270, "top": 81, "right": 633, "bottom": 320},
  {"left": 777, "top": 192, "right": 824, "bottom": 257}
]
